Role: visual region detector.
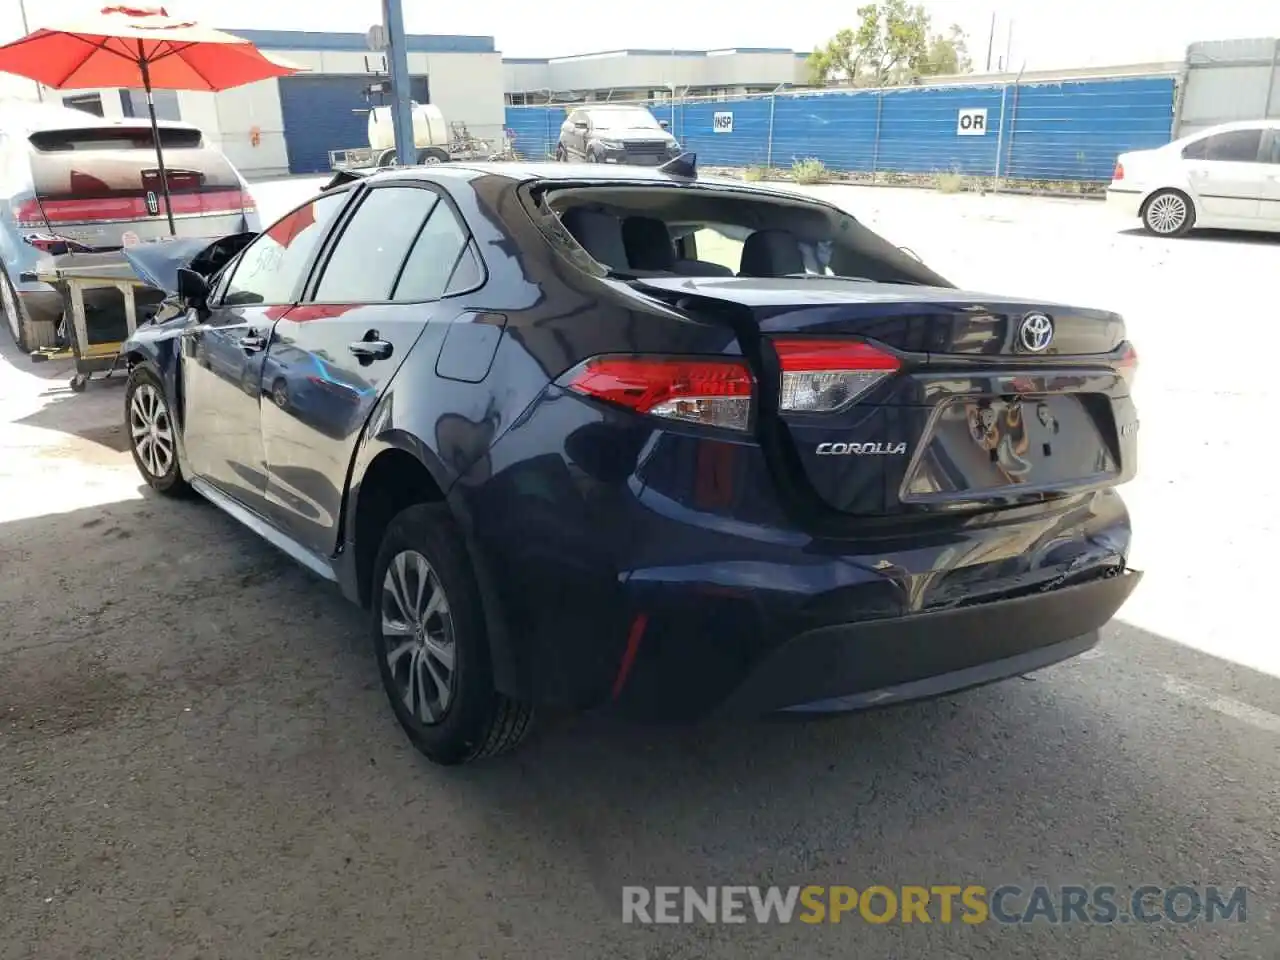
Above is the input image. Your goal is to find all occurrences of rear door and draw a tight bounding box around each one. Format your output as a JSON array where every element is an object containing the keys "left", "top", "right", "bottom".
[
  {"left": 1181, "top": 127, "right": 1266, "bottom": 222},
  {"left": 22, "top": 124, "right": 254, "bottom": 245},
  {"left": 259, "top": 181, "right": 486, "bottom": 554},
  {"left": 180, "top": 190, "right": 347, "bottom": 515}
]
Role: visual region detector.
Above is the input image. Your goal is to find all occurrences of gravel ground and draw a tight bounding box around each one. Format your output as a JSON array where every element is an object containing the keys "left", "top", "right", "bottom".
[{"left": 1, "top": 177, "right": 1277, "bottom": 959}]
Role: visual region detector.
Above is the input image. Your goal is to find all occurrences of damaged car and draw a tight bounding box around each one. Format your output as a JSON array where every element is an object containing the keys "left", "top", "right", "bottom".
[{"left": 121, "top": 158, "right": 1142, "bottom": 765}]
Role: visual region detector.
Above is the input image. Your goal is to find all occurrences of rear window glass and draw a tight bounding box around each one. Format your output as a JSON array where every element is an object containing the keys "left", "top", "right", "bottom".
[{"left": 28, "top": 127, "right": 202, "bottom": 152}]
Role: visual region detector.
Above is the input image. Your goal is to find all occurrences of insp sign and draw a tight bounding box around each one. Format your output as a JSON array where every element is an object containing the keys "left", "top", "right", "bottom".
[
  {"left": 957, "top": 108, "right": 987, "bottom": 136},
  {"left": 713, "top": 112, "right": 733, "bottom": 134}
]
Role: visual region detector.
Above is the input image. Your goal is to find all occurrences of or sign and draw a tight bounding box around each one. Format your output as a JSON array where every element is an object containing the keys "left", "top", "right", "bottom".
[
  {"left": 121, "top": 231, "right": 139, "bottom": 247},
  {"left": 957, "top": 108, "right": 987, "bottom": 136},
  {"left": 713, "top": 112, "right": 733, "bottom": 134},
  {"left": 366, "top": 24, "right": 388, "bottom": 51}
]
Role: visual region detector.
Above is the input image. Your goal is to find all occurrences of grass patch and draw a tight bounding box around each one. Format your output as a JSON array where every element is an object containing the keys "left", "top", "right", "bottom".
[
  {"left": 743, "top": 165, "right": 767, "bottom": 182},
  {"left": 934, "top": 170, "right": 966, "bottom": 193},
  {"left": 792, "top": 158, "right": 826, "bottom": 184}
]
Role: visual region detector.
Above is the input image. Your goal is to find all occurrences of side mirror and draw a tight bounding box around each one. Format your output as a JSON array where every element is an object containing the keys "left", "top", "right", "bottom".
[
  {"left": 176, "top": 267, "right": 209, "bottom": 308},
  {"left": 658, "top": 119, "right": 670, "bottom": 130},
  {"left": 573, "top": 121, "right": 588, "bottom": 131}
]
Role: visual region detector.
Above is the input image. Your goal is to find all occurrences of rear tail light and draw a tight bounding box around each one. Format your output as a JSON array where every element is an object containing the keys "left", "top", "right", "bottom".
[
  {"left": 13, "top": 199, "right": 46, "bottom": 229},
  {"left": 1112, "top": 161, "right": 1124, "bottom": 181},
  {"left": 773, "top": 339, "right": 900, "bottom": 413},
  {"left": 565, "top": 356, "right": 754, "bottom": 431},
  {"left": 1117, "top": 343, "right": 1138, "bottom": 389},
  {"left": 239, "top": 187, "right": 257, "bottom": 213}
]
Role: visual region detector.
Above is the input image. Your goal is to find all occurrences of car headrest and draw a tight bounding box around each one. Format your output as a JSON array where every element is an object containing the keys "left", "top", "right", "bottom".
[
  {"left": 739, "top": 229, "right": 805, "bottom": 277},
  {"left": 560, "top": 207, "right": 628, "bottom": 269},
  {"left": 621, "top": 216, "right": 675, "bottom": 270}
]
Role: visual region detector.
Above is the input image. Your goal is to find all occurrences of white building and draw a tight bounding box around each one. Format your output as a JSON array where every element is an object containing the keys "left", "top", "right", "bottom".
[{"left": 503, "top": 48, "right": 811, "bottom": 104}]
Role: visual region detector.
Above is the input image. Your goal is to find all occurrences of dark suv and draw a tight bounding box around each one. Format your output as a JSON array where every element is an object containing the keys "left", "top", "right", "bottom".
[
  {"left": 556, "top": 104, "right": 681, "bottom": 165},
  {"left": 123, "top": 162, "right": 1141, "bottom": 765}
]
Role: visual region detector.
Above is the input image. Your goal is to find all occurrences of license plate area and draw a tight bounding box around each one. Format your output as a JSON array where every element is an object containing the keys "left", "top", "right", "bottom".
[{"left": 902, "top": 395, "right": 1118, "bottom": 501}]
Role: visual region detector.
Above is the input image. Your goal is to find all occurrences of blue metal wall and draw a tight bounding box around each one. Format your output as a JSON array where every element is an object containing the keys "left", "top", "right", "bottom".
[
  {"left": 279, "top": 75, "right": 429, "bottom": 174},
  {"left": 506, "top": 75, "right": 1175, "bottom": 182}
]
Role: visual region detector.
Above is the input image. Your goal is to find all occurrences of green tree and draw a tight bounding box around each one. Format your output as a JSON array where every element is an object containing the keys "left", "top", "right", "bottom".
[
  {"left": 807, "top": 1, "right": 971, "bottom": 87},
  {"left": 920, "top": 24, "right": 973, "bottom": 78}
]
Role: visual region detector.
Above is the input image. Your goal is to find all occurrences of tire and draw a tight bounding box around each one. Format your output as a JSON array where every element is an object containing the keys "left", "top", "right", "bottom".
[
  {"left": 1, "top": 268, "right": 56, "bottom": 352},
  {"left": 586, "top": 149, "right": 600, "bottom": 163},
  {"left": 370, "top": 503, "right": 533, "bottom": 765},
  {"left": 376, "top": 147, "right": 398, "bottom": 169},
  {"left": 1141, "top": 189, "right": 1195, "bottom": 237},
  {"left": 417, "top": 147, "right": 449, "bottom": 165},
  {"left": 125, "top": 366, "right": 190, "bottom": 496},
  {"left": 555, "top": 144, "right": 567, "bottom": 162}
]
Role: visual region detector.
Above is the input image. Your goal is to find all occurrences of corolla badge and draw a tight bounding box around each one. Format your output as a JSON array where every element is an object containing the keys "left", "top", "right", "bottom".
[
  {"left": 816, "top": 442, "right": 908, "bottom": 455},
  {"left": 1018, "top": 312, "right": 1054, "bottom": 352}
]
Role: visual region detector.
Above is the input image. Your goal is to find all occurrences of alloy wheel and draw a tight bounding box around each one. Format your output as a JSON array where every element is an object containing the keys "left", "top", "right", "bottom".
[
  {"left": 381, "top": 550, "right": 456, "bottom": 725},
  {"left": 1146, "top": 193, "right": 1187, "bottom": 234},
  {"left": 129, "top": 383, "right": 175, "bottom": 478}
]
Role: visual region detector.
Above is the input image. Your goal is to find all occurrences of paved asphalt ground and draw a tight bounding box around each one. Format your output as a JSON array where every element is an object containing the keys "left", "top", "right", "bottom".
[{"left": 1, "top": 176, "right": 1277, "bottom": 959}]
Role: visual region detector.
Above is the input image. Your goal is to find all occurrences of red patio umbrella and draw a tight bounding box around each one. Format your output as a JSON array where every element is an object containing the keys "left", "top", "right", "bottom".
[{"left": 0, "top": 5, "right": 299, "bottom": 234}]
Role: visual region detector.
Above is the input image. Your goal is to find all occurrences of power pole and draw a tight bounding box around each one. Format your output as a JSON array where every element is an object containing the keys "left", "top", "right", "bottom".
[
  {"left": 985, "top": 11, "right": 995, "bottom": 72},
  {"left": 17, "top": 0, "right": 43, "bottom": 100},
  {"left": 381, "top": 0, "right": 415, "bottom": 166}
]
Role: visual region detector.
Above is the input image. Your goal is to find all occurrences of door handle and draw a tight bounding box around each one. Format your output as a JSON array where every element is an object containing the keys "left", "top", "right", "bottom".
[
  {"left": 237, "top": 334, "right": 267, "bottom": 352},
  {"left": 349, "top": 333, "right": 393, "bottom": 362}
]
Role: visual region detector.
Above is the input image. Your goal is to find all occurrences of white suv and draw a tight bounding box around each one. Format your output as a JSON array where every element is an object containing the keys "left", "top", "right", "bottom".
[{"left": 1107, "top": 120, "right": 1280, "bottom": 237}]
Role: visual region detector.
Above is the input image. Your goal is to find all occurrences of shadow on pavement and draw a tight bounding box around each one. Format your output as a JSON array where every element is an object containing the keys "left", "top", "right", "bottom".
[
  {"left": 1, "top": 328, "right": 130, "bottom": 454},
  {"left": 1, "top": 496, "right": 1276, "bottom": 958},
  {"left": 1118, "top": 226, "right": 1280, "bottom": 246}
]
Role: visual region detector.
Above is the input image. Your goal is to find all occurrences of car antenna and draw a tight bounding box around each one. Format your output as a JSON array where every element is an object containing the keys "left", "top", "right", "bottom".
[{"left": 658, "top": 152, "right": 697, "bottom": 179}]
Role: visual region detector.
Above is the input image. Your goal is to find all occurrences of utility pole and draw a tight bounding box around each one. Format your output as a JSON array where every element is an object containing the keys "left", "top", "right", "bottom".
[
  {"left": 381, "top": 0, "right": 415, "bottom": 166},
  {"left": 17, "top": 0, "right": 43, "bottom": 101},
  {"left": 985, "top": 11, "right": 995, "bottom": 72}
]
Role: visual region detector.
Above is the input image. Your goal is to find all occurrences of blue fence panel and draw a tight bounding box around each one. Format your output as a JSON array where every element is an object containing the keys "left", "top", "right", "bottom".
[
  {"left": 769, "top": 91, "right": 881, "bottom": 171},
  {"left": 505, "top": 106, "right": 560, "bottom": 160},
  {"left": 1004, "top": 77, "right": 1175, "bottom": 181},
  {"left": 505, "top": 73, "right": 1175, "bottom": 182},
  {"left": 880, "top": 85, "right": 1006, "bottom": 175},
  {"left": 678, "top": 97, "right": 773, "bottom": 167}
]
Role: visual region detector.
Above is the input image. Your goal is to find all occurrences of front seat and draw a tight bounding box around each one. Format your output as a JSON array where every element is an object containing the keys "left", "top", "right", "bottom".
[
  {"left": 739, "top": 229, "right": 806, "bottom": 277},
  {"left": 560, "top": 207, "right": 629, "bottom": 270}
]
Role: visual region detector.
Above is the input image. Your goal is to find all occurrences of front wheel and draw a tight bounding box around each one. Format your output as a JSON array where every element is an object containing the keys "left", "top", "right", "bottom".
[
  {"left": 417, "top": 147, "right": 449, "bottom": 164},
  {"left": 125, "top": 366, "right": 190, "bottom": 496},
  {"left": 1142, "top": 189, "right": 1195, "bottom": 237},
  {"left": 370, "top": 504, "right": 533, "bottom": 765}
]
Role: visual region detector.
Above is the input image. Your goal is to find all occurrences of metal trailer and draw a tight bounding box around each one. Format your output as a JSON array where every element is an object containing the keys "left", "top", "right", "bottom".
[
  {"left": 328, "top": 122, "right": 517, "bottom": 171},
  {"left": 28, "top": 252, "right": 164, "bottom": 392}
]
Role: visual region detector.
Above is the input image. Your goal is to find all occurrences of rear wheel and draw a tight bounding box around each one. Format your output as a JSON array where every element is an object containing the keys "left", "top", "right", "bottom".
[
  {"left": 1142, "top": 189, "right": 1195, "bottom": 237},
  {"left": 417, "top": 147, "right": 449, "bottom": 164},
  {"left": 376, "top": 147, "right": 398, "bottom": 168},
  {"left": 370, "top": 503, "right": 533, "bottom": 765},
  {"left": 125, "top": 366, "right": 189, "bottom": 496},
  {"left": 1, "top": 268, "right": 55, "bottom": 352},
  {"left": 555, "top": 144, "right": 567, "bottom": 162}
]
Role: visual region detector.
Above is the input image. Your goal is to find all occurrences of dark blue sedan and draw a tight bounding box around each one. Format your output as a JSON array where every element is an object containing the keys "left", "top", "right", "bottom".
[{"left": 122, "top": 160, "right": 1141, "bottom": 764}]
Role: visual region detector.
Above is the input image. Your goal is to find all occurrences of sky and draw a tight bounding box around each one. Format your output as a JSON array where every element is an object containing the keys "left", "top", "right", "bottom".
[{"left": 1, "top": 0, "right": 1277, "bottom": 71}]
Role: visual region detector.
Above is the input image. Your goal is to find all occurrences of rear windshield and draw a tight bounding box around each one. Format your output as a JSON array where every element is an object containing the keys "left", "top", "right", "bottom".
[
  {"left": 525, "top": 182, "right": 950, "bottom": 288},
  {"left": 28, "top": 127, "right": 203, "bottom": 152}
]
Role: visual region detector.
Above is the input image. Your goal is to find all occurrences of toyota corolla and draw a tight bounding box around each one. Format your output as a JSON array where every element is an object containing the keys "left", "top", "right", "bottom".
[{"left": 121, "top": 159, "right": 1141, "bottom": 764}]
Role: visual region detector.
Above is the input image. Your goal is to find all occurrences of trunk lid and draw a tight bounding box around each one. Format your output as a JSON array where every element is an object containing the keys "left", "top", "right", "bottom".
[
  {"left": 632, "top": 276, "right": 1138, "bottom": 520},
  {"left": 19, "top": 124, "right": 253, "bottom": 247}
]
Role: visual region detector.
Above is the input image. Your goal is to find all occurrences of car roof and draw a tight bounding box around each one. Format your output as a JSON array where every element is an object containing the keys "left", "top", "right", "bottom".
[
  {"left": 363, "top": 161, "right": 787, "bottom": 194},
  {"left": 1186, "top": 118, "right": 1280, "bottom": 136}
]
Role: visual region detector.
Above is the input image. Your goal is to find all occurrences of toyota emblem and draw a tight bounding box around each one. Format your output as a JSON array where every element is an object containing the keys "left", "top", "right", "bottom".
[{"left": 1018, "top": 313, "right": 1054, "bottom": 353}]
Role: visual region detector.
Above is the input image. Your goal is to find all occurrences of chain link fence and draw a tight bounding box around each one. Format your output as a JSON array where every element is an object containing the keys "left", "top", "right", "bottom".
[{"left": 506, "top": 74, "right": 1177, "bottom": 191}]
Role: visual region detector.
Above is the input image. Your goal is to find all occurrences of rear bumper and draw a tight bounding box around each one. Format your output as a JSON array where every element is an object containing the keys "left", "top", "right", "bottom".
[
  {"left": 721, "top": 568, "right": 1139, "bottom": 716},
  {"left": 1106, "top": 187, "right": 1144, "bottom": 220}
]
